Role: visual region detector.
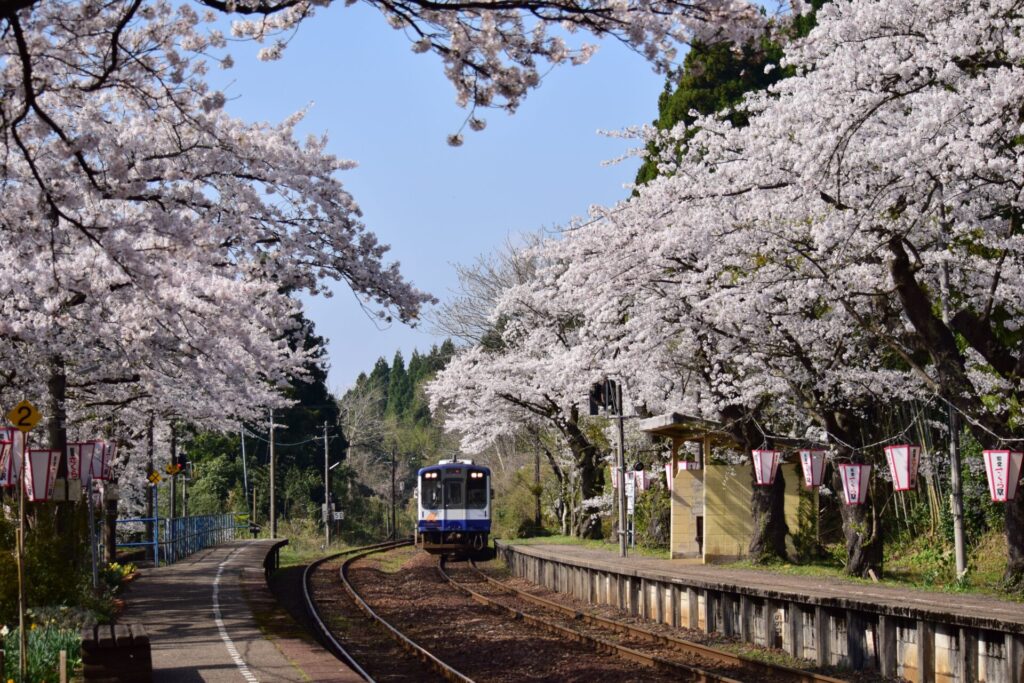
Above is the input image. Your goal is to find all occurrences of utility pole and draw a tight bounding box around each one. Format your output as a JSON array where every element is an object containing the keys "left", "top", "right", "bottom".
[
  {"left": 323, "top": 421, "right": 330, "bottom": 548},
  {"left": 181, "top": 457, "right": 188, "bottom": 520},
  {"left": 17, "top": 431, "right": 28, "bottom": 682},
  {"left": 240, "top": 427, "right": 250, "bottom": 512},
  {"left": 269, "top": 410, "right": 277, "bottom": 539},
  {"left": 170, "top": 424, "right": 177, "bottom": 520},
  {"left": 939, "top": 206, "right": 967, "bottom": 578},
  {"left": 146, "top": 414, "right": 154, "bottom": 563},
  {"left": 949, "top": 406, "right": 967, "bottom": 577},
  {"left": 615, "top": 381, "right": 627, "bottom": 559},
  {"left": 391, "top": 448, "right": 397, "bottom": 540}
]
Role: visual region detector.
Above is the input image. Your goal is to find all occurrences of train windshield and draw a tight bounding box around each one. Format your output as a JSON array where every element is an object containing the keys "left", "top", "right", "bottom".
[
  {"left": 467, "top": 472, "right": 488, "bottom": 509},
  {"left": 443, "top": 479, "right": 463, "bottom": 507},
  {"left": 421, "top": 475, "right": 443, "bottom": 510}
]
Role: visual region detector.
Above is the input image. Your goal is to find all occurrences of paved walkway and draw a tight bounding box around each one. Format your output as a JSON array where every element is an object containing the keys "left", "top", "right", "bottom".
[
  {"left": 121, "top": 540, "right": 360, "bottom": 682},
  {"left": 502, "top": 542, "right": 1024, "bottom": 634}
]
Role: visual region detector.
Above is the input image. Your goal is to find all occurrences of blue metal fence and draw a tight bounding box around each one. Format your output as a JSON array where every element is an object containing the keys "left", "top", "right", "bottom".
[
  {"left": 159, "top": 514, "right": 238, "bottom": 564},
  {"left": 114, "top": 486, "right": 246, "bottom": 566}
]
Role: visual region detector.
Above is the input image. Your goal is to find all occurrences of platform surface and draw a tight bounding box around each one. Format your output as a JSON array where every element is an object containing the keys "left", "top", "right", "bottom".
[
  {"left": 500, "top": 541, "right": 1024, "bottom": 634},
  {"left": 121, "top": 539, "right": 360, "bottom": 682}
]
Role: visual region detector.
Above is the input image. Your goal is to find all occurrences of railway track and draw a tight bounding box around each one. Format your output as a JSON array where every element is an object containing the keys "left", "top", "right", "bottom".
[
  {"left": 303, "top": 539, "right": 466, "bottom": 683},
  {"left": 439, "top": 558, "right": 848, "bottom": 683}
]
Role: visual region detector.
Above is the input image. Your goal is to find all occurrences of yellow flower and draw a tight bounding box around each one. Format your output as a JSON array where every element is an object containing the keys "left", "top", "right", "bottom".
[{"left": 30, "top": 623, "right": 36, "bottom": 630}]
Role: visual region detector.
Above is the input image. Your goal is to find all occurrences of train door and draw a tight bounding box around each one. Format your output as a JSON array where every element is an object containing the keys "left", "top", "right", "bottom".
[{"left": 443, "top": 473, "right": 464, "bottom": 532}]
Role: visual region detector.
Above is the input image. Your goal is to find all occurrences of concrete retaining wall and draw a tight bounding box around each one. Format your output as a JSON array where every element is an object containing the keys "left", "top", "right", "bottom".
[{"left": 496, "top": 543, "right": 1024, "bottom": 682}]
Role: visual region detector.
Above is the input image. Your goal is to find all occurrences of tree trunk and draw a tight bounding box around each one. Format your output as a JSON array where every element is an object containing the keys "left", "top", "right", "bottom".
[
  {"left": 718, "top": 405, "right": 790, "bottom": 562},
  {"left": 748, "top": 468, "right": 789, "bottom": 562},
  {"left": 837, "top": 494, "right": 883, "bottom": 578},
  {"left": 103, "top": 497, "right": 118, "bottom": 564},
  {"left": 816, "top": 410, "right": 883, "bottom": 577},
  {"left": 1005, "top": 493, "right": 1024, "bottom": 589},
  {"left": 533, "top": 450, "right": 542, "bottom": 528},
  {"left": 559, "top": 408, "right": 604, "bottom": 539}
]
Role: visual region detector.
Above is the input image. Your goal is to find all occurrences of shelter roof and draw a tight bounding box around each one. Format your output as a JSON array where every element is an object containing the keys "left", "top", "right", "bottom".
[{"left": 638, "top": 412, "right": 739, "bottom": 448}]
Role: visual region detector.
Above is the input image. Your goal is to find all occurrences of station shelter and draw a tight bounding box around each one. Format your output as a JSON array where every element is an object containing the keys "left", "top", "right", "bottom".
[{"left": 639, "top": 412, "right": 810, "bottom": 563}]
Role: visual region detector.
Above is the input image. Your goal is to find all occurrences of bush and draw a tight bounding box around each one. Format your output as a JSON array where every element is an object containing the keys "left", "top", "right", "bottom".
[
  {"left": 1, "top": 621, "right": 81, "bottom": 683},
  {"left": 633, "top": 486, "right": 669, "bottom": 549},
  {"left": 99, "top": 562, "right": 137, "bottom": 591}
]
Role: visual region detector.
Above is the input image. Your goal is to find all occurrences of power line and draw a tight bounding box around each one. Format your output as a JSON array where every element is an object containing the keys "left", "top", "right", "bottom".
[{"left": 241, "top": 427, "right": 344, "bottom": 448}]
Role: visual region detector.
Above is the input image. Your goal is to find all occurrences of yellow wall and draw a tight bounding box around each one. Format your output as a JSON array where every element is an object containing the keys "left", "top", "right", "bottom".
[
  {"left": 670, "top": 463, "right": 807, "bottom": 563},
  {"left": 670, "top": 470, "right": 703, "bottom": 558},
  {"left": 703, "top": 464, "right": 753, "bottom": 562}
]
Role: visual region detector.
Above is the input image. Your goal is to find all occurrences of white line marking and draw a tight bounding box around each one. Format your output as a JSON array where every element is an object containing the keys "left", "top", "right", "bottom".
[{"left": 213, "top": 548, "right": 259, "bottom": 682}]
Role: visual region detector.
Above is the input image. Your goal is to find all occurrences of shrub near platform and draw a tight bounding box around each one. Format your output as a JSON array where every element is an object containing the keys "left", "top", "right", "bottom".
[{"left": 1, "top": 622, "right": 81, "bottom": 683}]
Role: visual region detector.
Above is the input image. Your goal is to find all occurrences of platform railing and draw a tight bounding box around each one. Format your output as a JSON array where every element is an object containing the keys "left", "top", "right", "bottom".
[
  {"left": 159, "top": 514, "right": 238, "bottom": 564},
  {"left": 114, "top": 486, "right": 247, "bottom": 566}
]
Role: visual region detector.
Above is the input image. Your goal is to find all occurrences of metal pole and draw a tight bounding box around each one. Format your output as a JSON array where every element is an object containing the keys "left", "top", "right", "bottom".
[
  {"left": 87, "top": 480, "right": 98, "bottom": 589},
  {"left": 17, "top": 431, "right": 28, "bottom": 682},
  {"left": 240, "top": 427, "right": 250, "bottom": 512},
  {"left": 182, "top": 464, "right": 188, "bottom": 520},
  {"left": 615, "top": 382, "right": 627, "bottom": 559},
  {"left": 323, "top": 421, "right": 330, "bottom": 548},
  {"left": 153, "top": 485, "right": 160, "bottom": 567},
  {"left": 146, "top": 415, "right": 154, "bottom": 563},
  {"left": 170, "top": 425, "right": 177, "bottom": 520},
  {"left": 948, "top": 406, "right": 967, "bottom": 577},
  {"left": 269, "top": 410, "right": 276, "bottom": 539},
  {"left": 939, "top": 219, "right": 967, "bottom": 578}
]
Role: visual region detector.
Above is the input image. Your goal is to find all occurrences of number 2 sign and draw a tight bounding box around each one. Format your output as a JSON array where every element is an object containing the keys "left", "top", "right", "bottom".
[{"left": 6, "top": 400, "right": 41, "bottom": 433}]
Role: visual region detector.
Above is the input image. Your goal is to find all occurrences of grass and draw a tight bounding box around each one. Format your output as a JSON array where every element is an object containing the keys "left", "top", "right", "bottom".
[
  {"left": 502, "top": 530, "right": 1023, "bottom": 602},
  {"left": 500, "top": 533, "right": 672, "bottom": 559},
  {"left": 364, "top": 546, "right": 417, "bottom": 574},
  {"left": 725, "top": 530, "right": 1021, "bottom": 602},
  {"left": 273, "top": 519, "right": 353, "bottom": 569}
]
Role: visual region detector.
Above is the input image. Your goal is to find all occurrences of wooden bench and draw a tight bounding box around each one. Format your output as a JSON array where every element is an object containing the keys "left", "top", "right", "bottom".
[{"left": 81, "top": 623, "right": 152, "bottom": 683}]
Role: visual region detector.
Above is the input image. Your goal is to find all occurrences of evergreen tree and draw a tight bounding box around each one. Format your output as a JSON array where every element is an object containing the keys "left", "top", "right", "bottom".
[
  {"left": 634, "top": 4, "right": 825, "bottom": 186},
  {"left": 386, "top": 351, "right": 413, "bottom": 418}
]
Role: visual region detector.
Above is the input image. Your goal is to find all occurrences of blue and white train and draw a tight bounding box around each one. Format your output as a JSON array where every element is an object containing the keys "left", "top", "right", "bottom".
[{"left": 416, "top": 459, "right": 491, "bottom": 555}]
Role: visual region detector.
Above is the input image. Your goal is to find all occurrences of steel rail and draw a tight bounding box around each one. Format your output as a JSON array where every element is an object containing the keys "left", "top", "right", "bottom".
[
  {"left": 340, "top": 542, "right": 476, "bottom": 683},
  {"left": 302, "top": 539, "right": 408, "bottom": 682},
  {"left": 439, "top": 557, "right": 744, "bottom": 683},
  {"left": 463, "top": 560, "right": 846, "bottom": 683}
]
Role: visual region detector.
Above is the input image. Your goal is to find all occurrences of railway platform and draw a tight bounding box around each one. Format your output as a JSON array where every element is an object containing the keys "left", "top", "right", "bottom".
[
  {"left": 496, "top": 541, "right": 1024, "bottom": 683},
  {"left": 120, "top": 539, "right": 360, "bottom": 682}
]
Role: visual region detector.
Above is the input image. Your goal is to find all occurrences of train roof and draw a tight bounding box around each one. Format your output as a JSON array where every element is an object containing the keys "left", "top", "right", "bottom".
[{"left": 417, "top": 461, "right": 491, "bottom": 476}]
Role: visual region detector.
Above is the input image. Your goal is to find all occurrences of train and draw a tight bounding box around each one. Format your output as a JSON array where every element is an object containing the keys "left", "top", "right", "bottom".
[{"left": 416, "top": 459, "right": 492, "bottom": 556}]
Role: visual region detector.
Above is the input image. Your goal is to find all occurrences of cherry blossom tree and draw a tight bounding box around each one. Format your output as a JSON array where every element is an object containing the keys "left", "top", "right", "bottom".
[
  {"left": 431, "top": 0, "right": 1024, "bottom": 581},
  {"left": 565, "top": 0, "right": 1024, "bottom": 580}
]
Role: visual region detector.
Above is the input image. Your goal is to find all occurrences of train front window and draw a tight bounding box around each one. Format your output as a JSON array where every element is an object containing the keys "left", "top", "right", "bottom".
[
  {"left": 467, "top": 472, "right": 487, "bottom": 509},
  {"left": 421, "top": 475, "right": 442, "bottom": 510},
  {"left": 443, "top": 479, "right": 463, "bottom": 507}
]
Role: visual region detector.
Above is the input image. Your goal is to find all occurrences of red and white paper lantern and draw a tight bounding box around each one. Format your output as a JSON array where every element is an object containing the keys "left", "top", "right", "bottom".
[
  {"left": 982, "top": 450, "right": 1023, "bottom": 502},
  {"left": 752, "top": 450, "right": 781, "bottom": 486},
  {"left": 839, "top": 464, "right": 872, "bottom": 505},
  {"left": 799, "top": 449, "right": 826, "bottom": 488},
  {"left": 884, "top": 444, "right": 921, "bottom": 492},
  {"left": 66, "top": 442, "right": 85, "bottom": 482},
  {"left": 25, "top": 449, "right": 60, "bottom": 502},
  {"left": 83, "top": 441, "right": 113, "bottom": 482}
]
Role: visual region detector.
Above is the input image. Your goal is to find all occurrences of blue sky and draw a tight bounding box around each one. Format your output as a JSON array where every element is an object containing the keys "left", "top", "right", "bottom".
[{"left": 212, "top": 4, "right": 667, "bottom": 393}]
